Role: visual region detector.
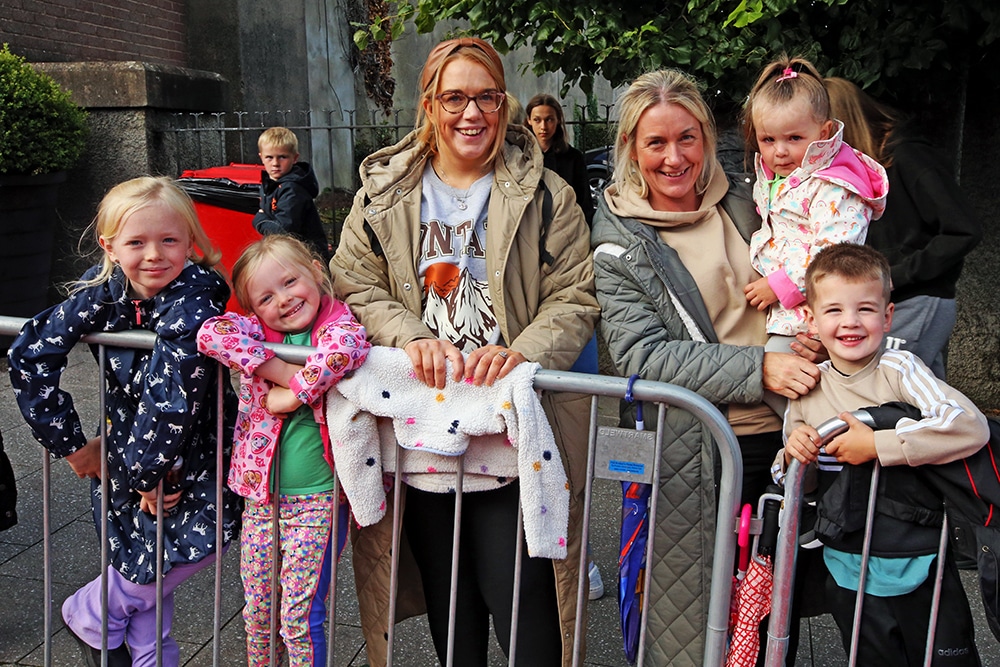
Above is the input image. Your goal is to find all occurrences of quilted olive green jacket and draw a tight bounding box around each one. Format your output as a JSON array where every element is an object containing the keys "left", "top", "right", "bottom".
[{"left": 591, "top": 173, "right": 764, "bottom": 666}]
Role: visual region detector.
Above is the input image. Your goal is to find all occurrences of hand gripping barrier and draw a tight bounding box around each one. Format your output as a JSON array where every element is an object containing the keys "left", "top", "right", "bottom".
[{"left": 761, "top": 404, "right": 951, "bottom": 667}]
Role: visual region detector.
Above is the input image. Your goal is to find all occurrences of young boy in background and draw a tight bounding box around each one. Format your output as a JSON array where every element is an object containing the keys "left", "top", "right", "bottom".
[
  {"left": 777, "top": 243, "right": 987, "bottom": 666},
  {"left": 254, "top": 127, "right": 331, "bottom": 261}
]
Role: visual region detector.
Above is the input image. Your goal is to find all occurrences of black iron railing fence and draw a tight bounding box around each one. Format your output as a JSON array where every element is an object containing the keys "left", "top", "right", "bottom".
[{"left": 156, "top": 105, "right": 616, "bottom": 190}]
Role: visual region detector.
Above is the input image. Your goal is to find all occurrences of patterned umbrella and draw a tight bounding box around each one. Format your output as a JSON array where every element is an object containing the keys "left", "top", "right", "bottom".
[
  {"left": 726, "top": 490, "right": 782, "bottom": 666},
  {"left": 729, "top": 504, "right": 753, "bottom": 632},
  {"left": 619, "top": 479, "right": 652, "bottom": 664},
  {"left": 726, "top": 553, "right": 774, "bottom": 667}
]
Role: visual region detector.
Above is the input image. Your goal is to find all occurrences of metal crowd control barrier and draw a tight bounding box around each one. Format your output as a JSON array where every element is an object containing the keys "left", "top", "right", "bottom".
[
  {"left": 763, "top": 408, "right": 951, "bottom": 667},
  {"left": 0, "top": 315, "right": 230, "bottom": 667},
  {"left": 0, "top": 315, "right": 746, "bottom": 667}
]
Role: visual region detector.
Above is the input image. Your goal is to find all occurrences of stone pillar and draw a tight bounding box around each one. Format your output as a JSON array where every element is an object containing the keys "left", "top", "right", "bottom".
[
  {"left": 950, "top": 77, "right": 1000, "bottom": 410},
  {"left": 305, "top": 0, "right": 359, "bottom": 191},
  {"left": 32, "top": 61, "right": 228, "bottom": 293}
]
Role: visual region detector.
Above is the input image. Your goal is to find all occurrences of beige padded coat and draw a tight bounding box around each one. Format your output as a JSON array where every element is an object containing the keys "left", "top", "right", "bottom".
[{"left": 330, "top": 124, "right": 600, "bottom": 666}]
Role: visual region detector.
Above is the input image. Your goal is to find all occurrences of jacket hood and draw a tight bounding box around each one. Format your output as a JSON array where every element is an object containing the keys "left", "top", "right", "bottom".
[
  {"left": 596, "top": 167, "right": 731, "bottom": 237},
  {"left": 358, "top": 125, "right": 542, "bottom": 204},
  {"left": 756, "top": 121, "right": 889, "bottom": 218},
  {"left": 261, "top": 162, "right": 319, "bottom": 198}
]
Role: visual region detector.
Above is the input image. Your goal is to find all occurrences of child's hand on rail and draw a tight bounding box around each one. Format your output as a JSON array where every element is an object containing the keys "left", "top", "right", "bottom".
[
  {"left": 825, "top": 412, "right": 877, "bottom": 465},
  {"left": 785, "top": 424, "right": 822, "bottom": 465},
  {"left": 65, "top": 437, "right": 104, "bottom": 479}
]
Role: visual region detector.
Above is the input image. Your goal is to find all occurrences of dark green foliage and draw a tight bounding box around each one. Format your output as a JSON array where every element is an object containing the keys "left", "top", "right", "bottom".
[
  {"left": 0, "top": 44, "right": 88, "bottom": 176},
  {"left": 354, "top": 0, "right": 1000, "bottom": 123}
]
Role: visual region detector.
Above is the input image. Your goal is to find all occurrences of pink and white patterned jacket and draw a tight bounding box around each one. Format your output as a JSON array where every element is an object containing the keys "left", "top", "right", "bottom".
[
  {"left": 197, "top": 296, "right": 370, "bottom": 501},
  {"left": 750, "top": 121, "right": 889, "bottom": 336}
]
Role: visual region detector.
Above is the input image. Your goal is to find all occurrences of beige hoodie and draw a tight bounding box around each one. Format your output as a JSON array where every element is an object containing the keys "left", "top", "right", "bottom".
[{"left": 606, "top": 169, "right": 779, "bottom": 434}]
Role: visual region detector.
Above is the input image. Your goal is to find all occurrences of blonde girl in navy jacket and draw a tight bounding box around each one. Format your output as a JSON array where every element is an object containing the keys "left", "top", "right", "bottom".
[{"left": 9, "top": 176, "right": 239, "bottom": 667}]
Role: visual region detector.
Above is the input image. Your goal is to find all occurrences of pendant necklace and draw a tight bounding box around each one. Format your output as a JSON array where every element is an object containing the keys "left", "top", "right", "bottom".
[{"left": 434, "top": 160, "right": 482, "bottom": 211}]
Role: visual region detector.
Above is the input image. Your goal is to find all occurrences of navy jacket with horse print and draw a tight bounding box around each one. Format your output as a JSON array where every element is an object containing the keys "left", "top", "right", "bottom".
[{"left": 9, "top": 262, "right": 240, "bottom": 585}]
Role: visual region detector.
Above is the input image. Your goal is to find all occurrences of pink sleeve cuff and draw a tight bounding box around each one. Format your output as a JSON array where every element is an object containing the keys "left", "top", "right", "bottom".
[
  {"left": 243, "top": 344, "right": 275, "bottom": 375},
  {"left": 288, "top": 371, "right": 315, "bottom": 406},
  {"left": 288, "top": 374, "right": 304, "bottom": 399},
  {"left": 767, "top": 271, "right": 806, "bottom": 308}
]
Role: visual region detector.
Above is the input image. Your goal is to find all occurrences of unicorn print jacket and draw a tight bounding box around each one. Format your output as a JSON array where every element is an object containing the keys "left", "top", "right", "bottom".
[
  {"left": 9, "top": 262, "right": 240, "bottom": 584},
  {"left": 750, "top": 121, "right": 889, "bottom": 335},
  {"left": 197, "top": 296, "right": 369, "bottom": 502}
]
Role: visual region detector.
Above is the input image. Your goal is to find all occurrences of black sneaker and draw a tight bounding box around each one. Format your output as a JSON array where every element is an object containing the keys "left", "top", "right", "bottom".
[{"left": 65, "top": 625, "right": 132, "bottom": 667}]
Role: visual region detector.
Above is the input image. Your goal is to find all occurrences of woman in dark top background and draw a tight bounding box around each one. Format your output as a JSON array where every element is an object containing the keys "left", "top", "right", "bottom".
[
  {"left": 525, "top": 93, "right": 595, "bottom": 224},
  {"left": 826, "top": 76, "right": 983, "bottom": 379}
]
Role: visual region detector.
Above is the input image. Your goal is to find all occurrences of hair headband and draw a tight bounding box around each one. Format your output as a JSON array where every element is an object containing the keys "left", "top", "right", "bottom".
[{"left": 419, "top": 37, "right": 505, "bottom": 92}]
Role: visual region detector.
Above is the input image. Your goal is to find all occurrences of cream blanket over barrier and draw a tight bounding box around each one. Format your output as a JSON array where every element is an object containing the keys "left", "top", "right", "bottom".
[{"left": 324, "top": 346, "right": 570, "bottom": 559}]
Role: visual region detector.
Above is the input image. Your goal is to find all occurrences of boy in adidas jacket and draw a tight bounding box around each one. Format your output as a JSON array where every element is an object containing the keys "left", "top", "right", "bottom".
[{"left": 779, "top": 243, "right": 987, "bottom": 666}]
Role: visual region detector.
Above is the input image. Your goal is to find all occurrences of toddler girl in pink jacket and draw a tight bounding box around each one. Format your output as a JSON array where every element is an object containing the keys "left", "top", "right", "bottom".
[
  {"left": 742, "top": 56, "right": 888, "bottom": 413},
  {"left": 198, "top": 235, "right": 369, "bottom": 666}
]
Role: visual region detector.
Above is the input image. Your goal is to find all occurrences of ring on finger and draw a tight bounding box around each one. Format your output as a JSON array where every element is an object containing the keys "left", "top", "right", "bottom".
[{"left": 497, "top": 350, "right": 509, "bottom": 360}]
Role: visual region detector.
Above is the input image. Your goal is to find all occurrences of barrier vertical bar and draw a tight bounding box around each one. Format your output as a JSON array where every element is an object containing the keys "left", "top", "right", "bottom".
[
  {"left": 99, "top": 344, "right": 111, "bottom": 667},
  {"left": 703, "top": 402, "right": 744, "bottom": 667},
  {"left": 763, "top": 458, "right": 803, "bottom": 667},
  {"left": 507, "top": 504, "right": 524, "bottom": 666},
  {"left": 325, "top": 474, "right": 342, "bottom": 667},
  {"left": 42, "top": 448, "right": 53, "bottom": 666},
  {"left": 386, "top": 461, "right": 404, "bottom": 667},
  {"left": 923, "top": 515, "right": 951, "bottom": 666},
  {"left": 849, "top": 462, "right": 882, "bottom": 666},
  {"left": 269, "top": 451, "right": 281, "bottom": 666},
  {"left": 445, "top": 463, "right": 464, "bottom": 667},
  {"left": 155, "top": 480, "right": 165, "bottom": 667},
  {"left": 572, "top": 395, "right": 600, "bottom": 666},
  {"left": 634, "top": 404, "right": 669, "bottom": 667},
  {"left": 213, "top": 370, "right": 225, "bottom": 667}
]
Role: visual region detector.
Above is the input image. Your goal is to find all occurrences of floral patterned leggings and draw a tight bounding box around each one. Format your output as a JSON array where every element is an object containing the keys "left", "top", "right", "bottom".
[{"left": 241, "top": 493, "right": 345, "bottom": 667}]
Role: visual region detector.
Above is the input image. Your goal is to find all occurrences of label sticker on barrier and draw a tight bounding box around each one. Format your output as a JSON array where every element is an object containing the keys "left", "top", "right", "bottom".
[{"left": 594, "top": 426, "right": 656, "bottom": 484}]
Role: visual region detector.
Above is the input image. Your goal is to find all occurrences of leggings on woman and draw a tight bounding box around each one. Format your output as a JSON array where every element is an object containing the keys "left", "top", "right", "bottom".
[
  {"left": 403, "top": 481, "right": 562, "bottom": 666},
  {"left": 240, "top": 493, "right": 340, "bottom": 667}
]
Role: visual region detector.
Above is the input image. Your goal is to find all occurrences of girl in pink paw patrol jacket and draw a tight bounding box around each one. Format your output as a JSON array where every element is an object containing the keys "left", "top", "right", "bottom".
[
  {"left": 197, "top": 235, "right": 369, "bottom": 667},
  {"left": 742, "top": 56, "right": 889, "bottom": 415}
]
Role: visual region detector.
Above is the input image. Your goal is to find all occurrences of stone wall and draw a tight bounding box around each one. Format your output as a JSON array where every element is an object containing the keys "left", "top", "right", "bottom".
[
  {"left": 32, "top": 62, "right": 228, "bottom": 294},
  {"left": 949, "top": 78, "right": 1000, "bottom": 410}
]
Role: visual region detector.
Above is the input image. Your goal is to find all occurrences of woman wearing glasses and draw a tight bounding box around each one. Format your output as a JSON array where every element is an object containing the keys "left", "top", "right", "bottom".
[{"left": 331, "top": 37, "right": 599, "bottom": 666}]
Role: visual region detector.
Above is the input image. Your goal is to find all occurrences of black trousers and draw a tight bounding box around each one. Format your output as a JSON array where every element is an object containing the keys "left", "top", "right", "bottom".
[
  {"left": 403, "top": 482, "right": 562, "bottom": 666},
  {"left": 737, "top": 430, "right": 783, "bottom": 508},
  {"left": 826, "top": 552, "right": 980, "bottom": 666}
]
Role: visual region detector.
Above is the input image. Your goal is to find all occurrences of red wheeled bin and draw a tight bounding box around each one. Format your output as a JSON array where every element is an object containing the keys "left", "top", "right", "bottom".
[{"left": 176, "top": 163, "right": 264, "bottom": 313}]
